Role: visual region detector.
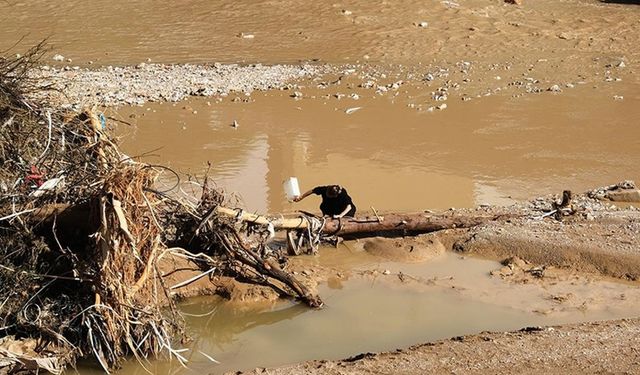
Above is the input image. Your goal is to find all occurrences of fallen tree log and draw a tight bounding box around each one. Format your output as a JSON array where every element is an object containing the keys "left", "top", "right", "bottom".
[
  {"left": 214, "top": 206, "right": 507, "bottom": 237},
  {"left": 322, "top": 213, "right": 491, "bottom": 237}
]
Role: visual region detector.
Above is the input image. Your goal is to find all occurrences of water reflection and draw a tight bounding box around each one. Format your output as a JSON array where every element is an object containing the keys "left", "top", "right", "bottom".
[
  {"left": 182, "top": 300, "right": 308, "bottom": 349},
  {"left": 115, "top": 85, "right": 639, "bottom": 215}
]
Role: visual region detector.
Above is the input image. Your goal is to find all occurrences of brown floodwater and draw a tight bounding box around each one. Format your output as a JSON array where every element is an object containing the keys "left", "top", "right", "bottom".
[
  {"left": 76, "top": 249, "right": 640, "bottom": 375},
  {"left": 114, "top": 83, "right": 639, "bottom": 215},
  {"left": 1, "top": 0, "right": 639, "bottom": 70}
]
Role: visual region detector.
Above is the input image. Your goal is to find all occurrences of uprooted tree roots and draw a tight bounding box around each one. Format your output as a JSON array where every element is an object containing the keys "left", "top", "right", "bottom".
[{"left": 0, "top": 45, "right": 320, "bottom": 373}]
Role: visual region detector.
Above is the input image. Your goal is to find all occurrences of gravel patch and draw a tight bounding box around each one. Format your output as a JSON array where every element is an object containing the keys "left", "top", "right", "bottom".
[{"left": 29, "top": 63, "right": 331, "bottom": 108}]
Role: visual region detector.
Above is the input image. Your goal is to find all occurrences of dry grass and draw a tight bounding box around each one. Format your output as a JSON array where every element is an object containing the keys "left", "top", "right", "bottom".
[{"left": 0, "top": 44, "right": 320, "bottom": 373}]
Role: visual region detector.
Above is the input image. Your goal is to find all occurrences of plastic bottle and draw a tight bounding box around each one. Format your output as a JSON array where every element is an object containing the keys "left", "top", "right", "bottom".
[{"left": 283, "top": 177, "right": 300, "bottom": 202}]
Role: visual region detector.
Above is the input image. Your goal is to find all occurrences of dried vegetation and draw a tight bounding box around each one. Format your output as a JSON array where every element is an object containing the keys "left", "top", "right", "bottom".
[{"left": 0, "top": 44, "right": 319, "bottom": 374}]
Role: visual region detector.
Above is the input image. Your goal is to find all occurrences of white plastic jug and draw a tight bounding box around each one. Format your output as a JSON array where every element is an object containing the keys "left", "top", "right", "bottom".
[{"left": 283, "top": 177, "right": 300, "bottom": 202}]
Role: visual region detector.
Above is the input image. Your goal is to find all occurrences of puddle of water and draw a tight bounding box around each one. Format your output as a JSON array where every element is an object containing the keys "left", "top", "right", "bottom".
[
  {"left": 77, "top": 250, "right": 640, "bottom": 375},
  {"left": 113, "top": 84, "right": 640, "bottom": 215}
]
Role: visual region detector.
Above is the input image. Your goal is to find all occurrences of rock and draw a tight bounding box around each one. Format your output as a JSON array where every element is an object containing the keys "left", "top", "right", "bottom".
[
  {"left": 437, "top": 103, "right": 447, "bottom": 110},
  {"left": 498, "top": 266, "right": 513, "bottom": 276},
  {"left": 606, "top": 189, "right": 640, "bottom": 203},
  {"left": 548, "top": 84, "right": 562, "bottom": 92},
  {"left": 617, "top": 61, "right": 626, "bottom": 68},
  {"left": 613, "top": 95, "right": 624, "bottom": 100},
  {"left": 52, "top": 54, "right": 64, "bottom": 62},
  {"left": 382, "top": 270, "right": 391, "bottom": 275},
  {"left": 341, "top": 9, "right": 352, "bottom": 16},
  {"left": 502, "top": 256, "right": 528, "bottom": 269},
  {"left": 505, "top": 0, "right": 523, "bottom": 4},
  {"left": 416, "top": 21, "right": 429, "bottom": 28},
  {"left": 291, "top": 91, "right": 303, "bottom": 99}
]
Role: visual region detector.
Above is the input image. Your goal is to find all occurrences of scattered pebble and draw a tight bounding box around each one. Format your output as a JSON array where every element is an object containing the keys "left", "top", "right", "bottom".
[
  {"left": 416, "top": 21, "right": 429, "bottom": 28},
  {"left": 52, "top": 54, "right": 64, "bottom": 62},
  {"left": 548, "top": 84, "right": 562, "bottom": 92},
  {"left": 613, "top": 95, "right": 624, "bottom": 100}
]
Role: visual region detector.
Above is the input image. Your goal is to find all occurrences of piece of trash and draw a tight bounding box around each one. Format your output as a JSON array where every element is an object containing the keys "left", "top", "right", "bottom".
[
  {"left": 99, "top": 113, "right": 107, "bottom": 130},
  {"left": 345, "top": 107, "right": 362, "bottom": 114},
  {"left": 238, "top": 33, "right": 255, "bottom": 39},
  {"left": 32, "top": 176, "right": 65, "bottom": 197},
  {"left": 25, "top": 165, "right": 45, "bottom": 187},
  {"left": 231, "top": 120, "right": 239, "bottom": 128},
  {"left": 416, "top": 21, "right": 429, "bottom": 28}
]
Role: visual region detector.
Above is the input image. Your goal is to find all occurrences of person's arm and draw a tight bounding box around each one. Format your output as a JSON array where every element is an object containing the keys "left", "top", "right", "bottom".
[
  {"left": 293, "top": 189, "right": 314, "bottom": 202},
  {"left": 333, "top": 204, "right": 352, "bottom": 219}
]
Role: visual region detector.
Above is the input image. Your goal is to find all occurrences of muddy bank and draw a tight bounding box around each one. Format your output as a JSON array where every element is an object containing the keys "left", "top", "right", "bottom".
[{"left": 238, "top": 318, "right": 640, "bottom": 375}]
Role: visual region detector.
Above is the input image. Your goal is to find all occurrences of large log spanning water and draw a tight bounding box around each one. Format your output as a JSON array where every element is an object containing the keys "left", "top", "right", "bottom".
[{"left": 214, "top": 206, "right": 498, "bottom": 237}]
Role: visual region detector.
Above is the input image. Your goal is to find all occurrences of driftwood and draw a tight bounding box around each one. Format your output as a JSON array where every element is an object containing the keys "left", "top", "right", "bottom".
[
  {"left": 322, "top": 213, "right": 490, "bottom": 237},
  {"left": 219, "top": 230, "right": 322, "bottom": 308},
  {"left": 215, "top": 206, "right": 500, "bottom": 238}
]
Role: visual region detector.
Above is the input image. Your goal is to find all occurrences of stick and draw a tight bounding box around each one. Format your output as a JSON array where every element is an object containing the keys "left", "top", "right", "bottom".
[{"left": 370, "top": 206, "right": 383, "bottom": 222}]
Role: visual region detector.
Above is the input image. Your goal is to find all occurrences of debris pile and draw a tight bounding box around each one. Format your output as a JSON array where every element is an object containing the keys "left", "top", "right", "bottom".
[{"left": 0, "top": 44, "right": 320, "bottom": 373}]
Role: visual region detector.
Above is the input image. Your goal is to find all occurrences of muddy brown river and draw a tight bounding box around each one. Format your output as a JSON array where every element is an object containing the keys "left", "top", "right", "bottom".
[
  {"left": 2, "top": 0, "right": 640, "bottom": 373},
  {"left": 115, "top": 84, "right": 639, "bottom": 214}
]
